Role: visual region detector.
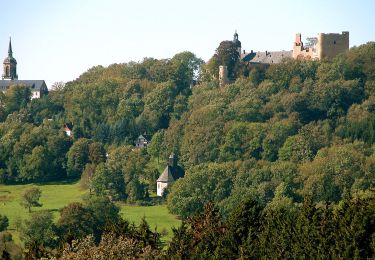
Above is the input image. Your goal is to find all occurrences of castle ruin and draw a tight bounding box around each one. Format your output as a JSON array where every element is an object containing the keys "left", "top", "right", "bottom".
[
  {"left": 219, "top": 65, "right": 229, "bottom": 87},
  {"left": 293, "top": 31, "right": 349, "bottom": 60},
  {"left": 218, "top": 31, "right": 349, "bottom": 86}
]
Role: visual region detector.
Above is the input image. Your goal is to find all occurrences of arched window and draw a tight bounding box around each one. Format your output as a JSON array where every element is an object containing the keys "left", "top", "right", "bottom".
[{"left": 5, "top": 66, "right": 10, "bottom": 77}]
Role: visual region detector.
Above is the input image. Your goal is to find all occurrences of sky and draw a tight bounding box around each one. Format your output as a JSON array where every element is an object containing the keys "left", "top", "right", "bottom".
[{"left": 0, "top": 0, "right": 374, "bottom": 87}]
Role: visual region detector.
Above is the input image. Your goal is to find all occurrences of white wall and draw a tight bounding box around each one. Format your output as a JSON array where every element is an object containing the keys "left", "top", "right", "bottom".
[{"left": 157, "top": 181, "right": 169, "bottom": 197}]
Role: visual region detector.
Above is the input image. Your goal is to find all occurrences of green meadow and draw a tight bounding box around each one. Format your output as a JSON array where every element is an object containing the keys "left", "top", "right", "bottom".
[{"left": 0, "top": 182, "right": 180, "bottom": 244}]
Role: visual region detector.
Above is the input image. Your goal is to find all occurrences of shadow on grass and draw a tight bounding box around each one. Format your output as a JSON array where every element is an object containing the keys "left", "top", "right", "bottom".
[
  {"left": 47, "top": 208, "right": 60, "bottom": 212},
  {"left": 34, "top": 178, "right": 80, "bottom": 186},
  {"left": 2, "top": 178, "right": 80, "bottom": 187}
]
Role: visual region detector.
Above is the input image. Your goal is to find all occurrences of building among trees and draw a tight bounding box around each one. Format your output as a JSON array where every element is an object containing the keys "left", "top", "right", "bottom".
[
  {"left": 218, "top": 31, "right": 349, "bottom": 86},
  {"left": 156, "top": 153, "right": 184, "bottom": 196},
  {"left": 135, "top": 134, "right": 149, "bottom": 148},
  {"left": 240, "top": 31, "right": 349, "bottom": 65},
  {"left": 292, "top": 31, "right": 349, "bottom": 60},
  {"left": 0, "top": 38, "right": 48, "bottom": 99}
]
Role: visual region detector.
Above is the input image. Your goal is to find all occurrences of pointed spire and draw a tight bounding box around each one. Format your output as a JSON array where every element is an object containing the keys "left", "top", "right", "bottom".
[
  {"left": 8, "top": 37, "right": 13, "bottom": 57},
  {"left": 233, "top": 30, "right": 239, "bottom": 41}
]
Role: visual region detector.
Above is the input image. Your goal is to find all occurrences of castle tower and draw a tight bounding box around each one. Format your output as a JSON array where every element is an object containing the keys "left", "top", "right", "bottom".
[
  {"left": 316, "top": 31, "right": 349, "bottom": 60},
  {"left": 233, "top": 30, "right": 241, "bottom": 55},
  {"left": 219, "top": 65, "right": 228, "bottom": 87},
  {"left": 2, "top": 37, "right": 18, "bottom": 80}
]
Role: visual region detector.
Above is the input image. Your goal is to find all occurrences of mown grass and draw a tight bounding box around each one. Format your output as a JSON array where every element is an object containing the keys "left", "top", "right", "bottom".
[
  {"left": 0, "top": 181, "right": 179, "bottom": 245},
  {"left": 120, "top": 204, "right": 180, "bottom": 242},
  {"left": 0, "top": 181, "right": 86, "bottom": 244}
]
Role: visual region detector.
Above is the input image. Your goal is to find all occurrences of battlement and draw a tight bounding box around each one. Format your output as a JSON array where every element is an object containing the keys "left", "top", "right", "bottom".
[{"left": 293, "top": 31, "right": 349, "bottom": 60}]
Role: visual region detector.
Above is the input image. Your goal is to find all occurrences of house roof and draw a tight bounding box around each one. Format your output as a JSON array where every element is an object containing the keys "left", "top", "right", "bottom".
[
  {"left": 157, "top": 165, "right": 184, "bottom": 183},
  {"left": 242, "top": 50, "right": 292, "bottom": 64},
  {"left": 0, "top": 80, "right": 47, "bottom": 92}
]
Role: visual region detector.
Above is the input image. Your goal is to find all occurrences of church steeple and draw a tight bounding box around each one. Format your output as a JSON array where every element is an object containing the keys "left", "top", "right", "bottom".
[
  {"left": 8, "top": 37, "right": 13, "bottom": 57},
  {"left": 2, "top": 37, "right": 18, "bottom": 80}
]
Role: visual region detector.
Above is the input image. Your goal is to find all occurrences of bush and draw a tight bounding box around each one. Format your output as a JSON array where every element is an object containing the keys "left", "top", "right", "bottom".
[{"left": 0, "top": 215, "right": 9, "bottom": 232}]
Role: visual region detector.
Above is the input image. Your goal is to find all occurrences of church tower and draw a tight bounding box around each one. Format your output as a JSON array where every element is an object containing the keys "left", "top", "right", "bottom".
[
  {"left": 233, "top": 30, "right": 241, "bottom": 55},
  {"left": 2, "top": 37, "right": 18, "bottom": 80}
]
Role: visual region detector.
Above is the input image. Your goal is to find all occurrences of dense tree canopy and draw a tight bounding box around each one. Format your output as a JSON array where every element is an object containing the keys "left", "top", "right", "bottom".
[
  {"left": 0, "top": 41, "right": 374, "bottom": 259},
  {"left": 0, "top": 44, "right": 374, "bottom": 211}
]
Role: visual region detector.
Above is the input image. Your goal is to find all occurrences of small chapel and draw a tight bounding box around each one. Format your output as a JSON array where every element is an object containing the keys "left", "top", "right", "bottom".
[
  {"left": 0, "top": 38, "right": 48, "bottom": 99},
  {"left": 156, "top": 153, "right": 184, "bottom": 196}
]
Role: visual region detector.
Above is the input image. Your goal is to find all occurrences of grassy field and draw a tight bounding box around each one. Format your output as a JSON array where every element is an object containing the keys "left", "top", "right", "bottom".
[
  {"left": 120, "top": 204, "right": 180, "bottom": 241},
  {"left": 0, "top": 181, "right": 86, "bottom": 243},
  {"left": 0, "top": 181, "right": 180, "bottom": 245}
]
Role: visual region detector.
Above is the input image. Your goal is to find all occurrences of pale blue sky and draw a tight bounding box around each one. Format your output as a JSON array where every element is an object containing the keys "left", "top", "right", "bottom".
[{"left": 0, "top": 0, "right": 374, "bottom": 86}]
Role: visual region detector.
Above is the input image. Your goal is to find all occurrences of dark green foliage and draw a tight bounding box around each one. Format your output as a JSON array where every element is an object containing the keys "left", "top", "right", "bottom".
[
  {"left": 166, "top": 195, "right": 375, "bottom": 259},
  {"left": 66, "top": 138, "right": 91, "bottom": 178},
  {"left": 166, "top": 223, "right": 193, "bottom": 259},
  {"left": 0, "top": 39, "right": 374, "bottom": 259},
  {"left": 167, "top": 162, "right": 237, "bottom": 218},
  {"left": 20, "top": 210, "right": 56, "bottom": 249},
  {"left": 84, "top": 196, "right": 120, "bottom": 232},
  {"left": 209, "top": 40, "right": 240, "bottom": 80},
  {"left": 0, "top": 214, "right": 9, "bottom": 232},
  {"left": 1, "top": 85, "right": 31, "bottom": 117},
  {"left": 91, "top": 163, "right": 125, "bottom": 200},
  {"left": 57, "top": 202, "right": 97, "bottom": 243}
]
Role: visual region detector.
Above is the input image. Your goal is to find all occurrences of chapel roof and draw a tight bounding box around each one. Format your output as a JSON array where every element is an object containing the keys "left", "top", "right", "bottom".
[{"left": 157, "top": 165, "right": 184, "bottom": 183}]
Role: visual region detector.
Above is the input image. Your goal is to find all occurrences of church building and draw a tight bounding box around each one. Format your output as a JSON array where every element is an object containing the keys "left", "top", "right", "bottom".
[
  {"left": 156, "top": 153, "right": 184, "bottom": 196},
  {"left": 0, "top": 38, "right": 48, "bottom": 99}
]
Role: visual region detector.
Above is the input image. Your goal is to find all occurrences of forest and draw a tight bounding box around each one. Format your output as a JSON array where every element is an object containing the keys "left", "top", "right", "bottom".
[{"left": 0, "top": 41, "right": 374, "bottom": 258}]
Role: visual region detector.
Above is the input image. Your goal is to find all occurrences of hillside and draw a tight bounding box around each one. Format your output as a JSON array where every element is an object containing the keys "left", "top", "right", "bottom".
[{"left": 0, "top": 43, "right": 374, "bottom": 258}]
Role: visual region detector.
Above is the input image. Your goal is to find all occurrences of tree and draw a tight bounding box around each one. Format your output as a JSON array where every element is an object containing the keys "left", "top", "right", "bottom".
[
  {"left": 66, "top": 138, "right": 91, "bottom": 178},
  {"left": 300, "top": 143, "right": 366, "bottom": 202},
  {"left": 88, "top": 142, "right": 106, "bottom": 164},
  {"left": 147, "top": 130, "right": 164, "bottom": 163},
  {"left": 167, "top": 162, "right": 237, "bottom": 218},
  {"left": 220, "top": 122, "right": 265, "bottom": 161},
  {"left": 60, "top": 232, "right": 162, "bottom": 259},
  {"left": 0, "top": 215, "right": 9, "bottom": 232},
  {"left": 20, "top": 210, "right": 56, "bottom": 248},
  {"left": 19, "top": 145, "right": 51, "bottom": 182},
  {"left": 91, "top": 163, "right": 125, "bottom": 200},
  {"left": 209, "top": 40, "right": 240, "bottom": 80},
  {"left": 170, "top": 51, "right": 204, "bottom": 90},
  {"left": 4, "top": 85, "right": 31, "bottom": 114},
  {"left": 20, "top": 188, "right": 42, "bottom": 213},
  {"left": 57, "top": 202, "right": 96, "bottom": 243},
  {"left": 84, "top": 196, "right": 121, "bottom": 240},
  {"left": 138, "top": 81, "right": 176, "bottom": 131},
  {"left": 50, "top": 81, "right": 65, "bottom": 91}
]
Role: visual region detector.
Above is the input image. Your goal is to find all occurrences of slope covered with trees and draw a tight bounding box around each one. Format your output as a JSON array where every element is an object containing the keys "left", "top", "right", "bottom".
[{"left": 0, "top": 42, "right": 375, "bottom": 258}]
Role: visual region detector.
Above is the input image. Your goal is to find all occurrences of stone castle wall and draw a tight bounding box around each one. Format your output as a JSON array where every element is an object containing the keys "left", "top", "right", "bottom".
[
  {"left": 293, "top": 31, "right": 349, "bottom": 60},
  {"left": 316, "top": 31, "right": 349, "bottom": 59}
]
